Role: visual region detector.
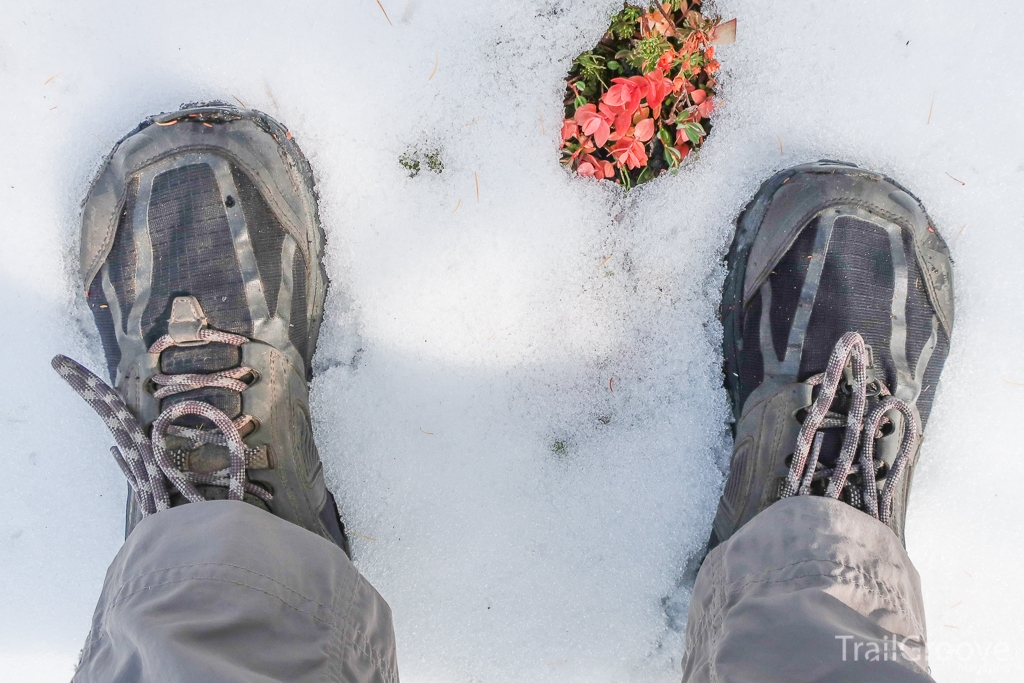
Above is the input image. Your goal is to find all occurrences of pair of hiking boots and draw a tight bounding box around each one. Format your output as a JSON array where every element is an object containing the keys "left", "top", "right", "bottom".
[{"left": 55, "top": 103, "right": 953, "bottom": 559}]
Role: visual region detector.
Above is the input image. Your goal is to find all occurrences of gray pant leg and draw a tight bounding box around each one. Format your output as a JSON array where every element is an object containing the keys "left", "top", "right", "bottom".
[
  {"left": 682, "top": 496, "right": 933, "bottom": 683},
  {"left": 74, "top": 500, "right": 398, "bottom": 683}
]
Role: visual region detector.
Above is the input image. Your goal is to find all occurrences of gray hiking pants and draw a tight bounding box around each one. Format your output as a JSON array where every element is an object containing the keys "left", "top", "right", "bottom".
[
  {"left": 73, "top": 497, "right": 933, "bottom": 683},
  {"left": 682, "top": 496, "right": 933, "bottom": 682}
]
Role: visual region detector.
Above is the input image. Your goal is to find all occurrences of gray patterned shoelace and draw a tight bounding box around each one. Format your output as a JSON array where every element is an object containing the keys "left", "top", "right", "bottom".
[
  {"left": 779, "top": 331, "right": 919, "bottom": 525},
  {"left": 52, "top": 329, "right": 272, "bottom": 517}
]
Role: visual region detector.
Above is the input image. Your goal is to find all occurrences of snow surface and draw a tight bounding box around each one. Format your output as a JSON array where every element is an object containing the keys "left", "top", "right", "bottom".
[{"left": 1, "top": 0, "right": 1023, "bottom": 681}]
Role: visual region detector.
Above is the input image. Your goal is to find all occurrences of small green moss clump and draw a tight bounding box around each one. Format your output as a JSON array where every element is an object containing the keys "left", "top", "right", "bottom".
[{"left": 400, "top": 147, "right": 444, "bottom": 177}]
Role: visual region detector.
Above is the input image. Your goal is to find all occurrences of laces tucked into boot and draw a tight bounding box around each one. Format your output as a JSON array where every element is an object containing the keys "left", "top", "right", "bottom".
[
  {"left": 780, "top": 331, "right": 919, "bottom": 525},
  {"left": 53, "top": 299, "right": 270, "bottom": 517}
]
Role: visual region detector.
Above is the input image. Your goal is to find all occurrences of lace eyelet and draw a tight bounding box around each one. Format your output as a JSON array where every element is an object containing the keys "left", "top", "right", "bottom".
[
  {"left": 241, "top": 369, "right": 261, "bottom": 387},
  {"left": 240, "top": 416, "right": 261, "bottom": 437}
]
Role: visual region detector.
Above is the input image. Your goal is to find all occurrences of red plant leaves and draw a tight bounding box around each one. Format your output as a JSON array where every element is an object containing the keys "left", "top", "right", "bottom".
[
  {"left": 697, "top": 97, "right": 714, "bottom": 119},
  {"left": 574, "top": 104, "right": 612, "bottom": 147},
  {"left": 576, "top": 160, "right": 601, "bottom": 179},
  {"left": 577, "top": 154, "right": 616, "bottom": 180},
  {"left": 634, "top": 117, "right": 655, "bottom": 143},
  {"left": 561, "top": 119, "right": 578, "bottom": 142},
  {"left": 561, "top": 5, "right": 732, "bottom": 186},
  {"left": 605, "top": 77, "right": 644, "bottom": 117},
  {"left": 644, "top": 69, "right": 674, "bottom": 117},
  {"left": 611, "top": 136, "right": 648, "bottom": 169}
]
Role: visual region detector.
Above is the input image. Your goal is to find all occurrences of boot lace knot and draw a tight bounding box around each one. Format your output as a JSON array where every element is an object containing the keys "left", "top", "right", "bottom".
[
  {"left": 780, "top": 331, "right": 918, "bottom": 525},
  {"left": 53, "top": 326, "right": 271, "bottom": 517}
]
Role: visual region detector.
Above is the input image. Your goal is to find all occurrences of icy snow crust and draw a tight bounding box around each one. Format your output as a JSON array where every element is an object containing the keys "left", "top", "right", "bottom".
[{"left": 1, "top": 0, "right": 1023, "bottom": 680}]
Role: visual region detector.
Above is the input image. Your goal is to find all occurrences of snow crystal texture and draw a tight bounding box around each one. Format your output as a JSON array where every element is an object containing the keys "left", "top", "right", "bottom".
[{"left": 1, "top": 1, "right": 1022, "bottom": 681}]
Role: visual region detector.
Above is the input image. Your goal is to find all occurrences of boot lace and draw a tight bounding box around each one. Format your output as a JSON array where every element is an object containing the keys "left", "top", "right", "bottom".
[
  {"left": 52, "top": 329, "right": 272, "bottom": 517},
  {"left": 779, "top": 331, "right": 919, "bottom": 525}
]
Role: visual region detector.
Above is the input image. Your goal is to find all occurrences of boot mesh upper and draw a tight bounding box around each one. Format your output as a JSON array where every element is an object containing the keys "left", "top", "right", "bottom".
[{"left": 737, "top": 214, "right": 950, "bottom": 429}]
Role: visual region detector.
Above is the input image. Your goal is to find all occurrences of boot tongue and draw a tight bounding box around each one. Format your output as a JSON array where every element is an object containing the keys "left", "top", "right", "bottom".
[
  {"left": 160, "top": 344, "right": 242, "bottom": 424},
  {"left": 153, "top": 297, "right": 265, "bottom": 503},
  {"left": 158, "top": 296, "right": 243, "bottom": 427},
  {"left": 808, "top": 344, "right": 883, "bottom": 470}
]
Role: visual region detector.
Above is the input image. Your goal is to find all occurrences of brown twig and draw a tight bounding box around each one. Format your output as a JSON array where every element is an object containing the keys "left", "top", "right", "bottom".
[
  {"left": 375, "top": 0, "right": 393, "bottom": 26},
  {"left": 654, "top": 2, "right": 675, "bottom": 30},
  {"left": 453, "top": 198, "right": 462, "bottom": 213},
  {"left": 44, "top": 73, "right": 61, "bottom": 85},
  {"left": 474, "top": 172, "right": 480, "bottom": 201},
  {"left": 927, "top": 92, "right": 935, "bottom": 124},
  {"left": 232, "top": 95, "right": 246, "bottom": 107},
  {"left": 419, "top": 427, "right": 434, "bottom": 435},
  {"left": 945, "top": 172, "right": 965, "bottom": 186},
  {"left": 597, "top": 255, "right": 613, "bottom": 268},
  {"left": 777, "top": 135, "right": 784, "bottom": 154},
  {"left": 668, "top": 84, "right": 694, "bottom": 122},
  {"left": 429, "top": 55, "right": 439, "bottom": 81}
]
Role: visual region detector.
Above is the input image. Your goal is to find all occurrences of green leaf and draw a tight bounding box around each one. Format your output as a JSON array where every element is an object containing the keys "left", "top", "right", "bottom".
[
  {"left": 618, "top": 165, "right": 632, "bottom": 190},
  {"left": 609, "top": 6, "right": 642, "bottom": 40},
  {"left": 682, "top": 121, "right": 705, "bottom": 145},
  {"left": 607, "top": 60, "right": 621, "bottom": 72},
  {"left": 424, "top": 150, "right": 444, "bottom": 174},
  {"left": 574, "top": 50, "right": 608, "bottom": 90},
  {"left": 637, "top": 166, "right": 655, "bottom": 185},
  {"left": 664, "top": 145, "right": 682, "bottom": 168},
  {"left": 574, "top": 95, "right": 588, "bottom": 109},
  {"left": 628, "top": 35, "right": 673, "bottom": 73},
  {"left": 658, "top": 127, "right": 673, "bottom": 147},
  {"left": 398, "top": 151, "right": 420, "bottom": 178}
]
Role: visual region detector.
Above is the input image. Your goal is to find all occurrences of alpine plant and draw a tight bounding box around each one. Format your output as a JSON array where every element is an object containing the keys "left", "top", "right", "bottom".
[{"left": 561, "top": 2, "right": 735, "bottom": 188}]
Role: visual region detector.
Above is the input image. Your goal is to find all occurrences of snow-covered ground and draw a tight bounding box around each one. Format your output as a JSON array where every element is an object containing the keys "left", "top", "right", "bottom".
[{"left": 1, "top": 1, "right": 1022, "bottom": 681}]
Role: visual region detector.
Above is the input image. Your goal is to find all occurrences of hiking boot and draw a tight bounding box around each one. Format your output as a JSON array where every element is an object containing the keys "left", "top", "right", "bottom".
[
  {"left": 710, "top": 161, "right": 954, "bottom": 549},
  {"left": 53, "top": 102, "right": 350, "bottom": 556}
]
